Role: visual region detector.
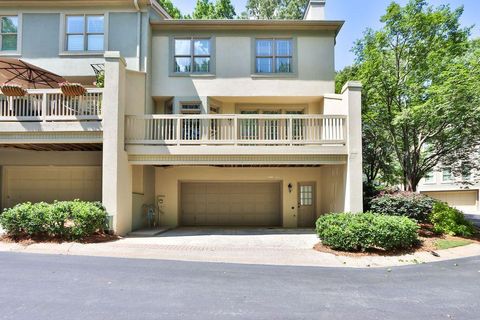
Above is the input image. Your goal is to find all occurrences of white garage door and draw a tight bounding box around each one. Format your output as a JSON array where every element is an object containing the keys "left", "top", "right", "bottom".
[
  {"left": 3, "top": 166, "right": 102, "bottom": 208},
  {"left": 423, "top": 190, "right": 478, "bottom": 214},
  {"left": 181, "top": 182, "right": 281, "bottom": 226}
]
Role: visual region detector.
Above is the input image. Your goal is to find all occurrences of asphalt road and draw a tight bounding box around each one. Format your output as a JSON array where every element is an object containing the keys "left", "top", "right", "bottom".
[{"left": 0, "top": 253, "right": 479, "bottom": 320}]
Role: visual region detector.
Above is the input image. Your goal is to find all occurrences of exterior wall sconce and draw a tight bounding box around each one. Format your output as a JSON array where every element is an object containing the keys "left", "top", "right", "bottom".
[{"left": 288, "top": 183, "right": 293, "bottom": 193}]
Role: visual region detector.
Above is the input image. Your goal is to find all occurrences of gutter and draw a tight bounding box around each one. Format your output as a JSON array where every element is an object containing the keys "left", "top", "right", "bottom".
[{"left": 149, "top": 0, "right": 172, "bottom": 19}]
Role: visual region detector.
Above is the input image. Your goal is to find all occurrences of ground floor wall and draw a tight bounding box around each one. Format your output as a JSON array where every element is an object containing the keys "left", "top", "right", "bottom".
[
  {"left": 154, "top": 165, "right": 346, "bottom": 228},
  {"left": 0, "top": 149, "right": 102, "bottom": 210}
]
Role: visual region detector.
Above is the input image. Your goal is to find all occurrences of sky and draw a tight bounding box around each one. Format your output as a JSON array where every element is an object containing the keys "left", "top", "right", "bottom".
[{"left": 171, "top": 0, "right": 480, "bottom": 70}]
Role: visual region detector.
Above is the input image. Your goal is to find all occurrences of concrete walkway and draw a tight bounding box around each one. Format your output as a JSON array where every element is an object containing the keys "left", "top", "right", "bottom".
[{"left": 1, "top": 227, "right": 480, "bottom": 268}]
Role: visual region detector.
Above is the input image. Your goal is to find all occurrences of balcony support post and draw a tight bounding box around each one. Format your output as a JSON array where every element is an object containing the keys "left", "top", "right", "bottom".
[
  {"left": 102, "top": 51, "right": 133, "bottom": 236},
  {"left": 342, "top": 81, "right": 363, "bottom": 213},
  {"left": 41, "top": 92, "right": 47, "bottom": 122}
]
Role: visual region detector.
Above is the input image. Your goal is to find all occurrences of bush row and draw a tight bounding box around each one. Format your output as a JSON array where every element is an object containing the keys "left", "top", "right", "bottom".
[
  {"left": 0, "top": 201, "right": 107, "bottom": 240},
  {"left": 316, "top": 212, "right": 419, "bottom": 252}
]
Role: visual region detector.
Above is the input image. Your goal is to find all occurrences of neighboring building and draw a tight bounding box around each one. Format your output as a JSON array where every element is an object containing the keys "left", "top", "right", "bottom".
[
  {"left": 0, "top": 0, "right": 362, "bottom": 235},
  {"left": 418, "top": 168, "right": 479, "bottom": 214}
]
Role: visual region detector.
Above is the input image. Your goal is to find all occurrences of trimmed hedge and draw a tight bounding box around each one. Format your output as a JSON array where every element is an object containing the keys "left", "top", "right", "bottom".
[
  {"left": 370, "top": 192, "right": 437, "bottom": 222},
  {"left": 430, "top": 202, "right": 476, "bottom": 237},
  {"left": 0, "top": 201, "right": 107, "bottom": 240},
  {"left": 316, "top": 212, "right": 419, "bottom": 252}
]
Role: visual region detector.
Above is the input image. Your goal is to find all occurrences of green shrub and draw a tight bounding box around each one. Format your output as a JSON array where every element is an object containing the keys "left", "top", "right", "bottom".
[
  {"left": 0, "top": 200, "right": 108, "bottom": 240},
  {"left": 429, "top": 202, "right": 476, "bottom": 237},
  {"left": 69, "top": 201, "right": 107, "bottom": 240},
  {"left": 370, "top": 192, "right": 437, "bottom": 222},
  {"left": 316, "top": 212, "right": 419, "bottom": 252},
  {"left": 0, "top": 202, "right": 33, "bottom": 236}
]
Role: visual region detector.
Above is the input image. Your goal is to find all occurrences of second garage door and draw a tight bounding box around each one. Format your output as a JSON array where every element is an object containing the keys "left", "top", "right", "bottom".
[
  {"left": 181, "top": 182, "right": 281, "bottom": 226},
  {"left": 422, "top": 190, "right": 478, "bottom": 213},
  {"left": 3, "top": 166, "right": 102, "bottom": 209}
]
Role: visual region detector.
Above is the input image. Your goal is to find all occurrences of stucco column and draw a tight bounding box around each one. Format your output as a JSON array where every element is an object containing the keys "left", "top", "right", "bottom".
[
  {"left": 102, "top": 51, "right": 133, "bottom": 235},
  {"left": 342, "top": 81, "right": 363, "bottom": 212}
]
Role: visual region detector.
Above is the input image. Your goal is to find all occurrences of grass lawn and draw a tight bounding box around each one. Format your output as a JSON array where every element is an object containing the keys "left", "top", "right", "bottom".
[{"left": 435, "top": 239, "right": 472, "bottom": 250}]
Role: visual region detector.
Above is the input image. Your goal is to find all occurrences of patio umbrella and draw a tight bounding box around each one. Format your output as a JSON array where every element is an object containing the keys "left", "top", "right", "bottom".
[{"left": 0, "top": 58, "right": 65, "bottom": 89}]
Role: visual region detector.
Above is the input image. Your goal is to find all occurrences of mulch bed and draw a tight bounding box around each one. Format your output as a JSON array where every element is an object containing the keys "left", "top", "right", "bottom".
[
  {"left": 313, "top": 223, "right": 480, "bottom": 257},
  {"left": 0, "top": 232, "right": 120, "bottom": 245}
]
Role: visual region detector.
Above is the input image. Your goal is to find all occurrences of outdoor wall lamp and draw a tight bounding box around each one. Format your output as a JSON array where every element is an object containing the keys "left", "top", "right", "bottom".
[{"left": 288, "top": 183, "right": 293, "bottom": 193}]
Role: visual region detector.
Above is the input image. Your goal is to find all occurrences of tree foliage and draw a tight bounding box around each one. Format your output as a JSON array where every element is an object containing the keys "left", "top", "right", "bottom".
[
  {"left": 157, "top": 0, "right": 182, "bottom": 19},
  {"left": 336, "top": 66, "right": 398, "bottom": 186},
  {"left": 345, "top": 0, "right": 480, "bottom": 191},
  {"left": 246, "top": 0, "right": 308, "bottom": 19},
  {"left": 193, "top": 0, "right": 236, "bottom": 19}
]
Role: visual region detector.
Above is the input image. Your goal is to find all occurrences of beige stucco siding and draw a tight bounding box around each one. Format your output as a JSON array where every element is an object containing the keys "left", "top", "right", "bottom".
[
  {"left": 154, "top": 165, "right": 345, "bottom": 228},
  {"left": 151, "top": 31, "right": 335, "bottom": 98}
]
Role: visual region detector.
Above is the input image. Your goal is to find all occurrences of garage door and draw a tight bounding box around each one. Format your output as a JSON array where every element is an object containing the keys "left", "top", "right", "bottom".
[
  {"left": 3, "top": 166, "right": 102, "bottom": 208},
  {"left": 423, "top": 190, "right": 478, "bottom": 213},
  {"left": 181, "top": 182, "right": 281, "bottom": 226}
]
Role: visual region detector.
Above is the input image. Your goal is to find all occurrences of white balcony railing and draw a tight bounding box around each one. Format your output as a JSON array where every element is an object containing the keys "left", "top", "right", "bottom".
[
  {"left": 0, "top": 88, "right": 103, "bottom": 122},
  {"left": 125, "top": 114, "right": 347, "bottom": 146}
]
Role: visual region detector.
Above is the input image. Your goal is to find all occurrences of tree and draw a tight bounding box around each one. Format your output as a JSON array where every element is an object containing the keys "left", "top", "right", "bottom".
[
  {"left": 246, "top": 0, "right": 308, "bottom": 19},
  {"left": 157, "top": 0, "right": 182, "bottom": 19},
  {"left": 336, "top": 66, "right": 398, "bottom": 187},
  {"left": 215, "top": 0, "right": 236, "bottom": 19},
  {"left": 352, "top": 0, "right": 480, "bottom": 191},
  {"left": 193, "top": 0, "right": 215, "bottom": 19},
  {"left": 193, "top": 0, "right": 236, "bottom": 19}
]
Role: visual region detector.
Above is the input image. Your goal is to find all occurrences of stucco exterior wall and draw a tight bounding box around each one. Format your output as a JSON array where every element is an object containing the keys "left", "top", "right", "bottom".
[
  {"left": 151, "top": 30, "right": 336, "bottom": 99},
  {"left": 154, "top": 165, "right": 346, "bottom": 228},
  {"left": 132, "top": 165, "right": 155, "bottom": 230},
  {"left": 4, "top": 9, "right": 151, "bottom": 76},
  {"left": 0, "top": 149, "right": 102, "bottom": 166},
  {"left": 125, "top": 70, "right": 147, "bottom": 114}
]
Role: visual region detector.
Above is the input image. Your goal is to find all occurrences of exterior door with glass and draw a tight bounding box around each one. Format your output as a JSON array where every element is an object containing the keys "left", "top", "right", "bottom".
[{"left": 298, "top": 182, "right": 316, "bottom": 227}]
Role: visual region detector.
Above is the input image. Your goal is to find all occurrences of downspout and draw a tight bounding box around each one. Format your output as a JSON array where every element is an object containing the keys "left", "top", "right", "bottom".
[{"left": 133, "top": 0, "right": 142, "bottom": 71}]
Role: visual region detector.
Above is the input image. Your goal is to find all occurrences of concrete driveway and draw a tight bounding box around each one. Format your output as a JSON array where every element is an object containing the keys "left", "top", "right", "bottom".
[
  {"left": 128, "top": 227, "right": 318, "bottom": 250},
  {"left": 2, "top": 227, "right": 480, "bottom": 267}
]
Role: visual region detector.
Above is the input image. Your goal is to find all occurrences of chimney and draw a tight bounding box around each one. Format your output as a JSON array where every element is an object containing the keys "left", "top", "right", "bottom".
[{"left": 303, "top": 0, "right": 326, "bottom": 20}]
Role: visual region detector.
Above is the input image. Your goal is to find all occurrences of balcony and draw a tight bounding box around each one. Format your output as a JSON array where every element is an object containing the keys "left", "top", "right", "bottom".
[
  {"left": 126, "top": 114, "right": 346, "bottom": 146},
  {"left": 125, "top": 114, "right": 347, "bottom": 164},
  {"left": 0, "top": 88, "right": 103, "bottom": 122},
  {"left": 0, "top": 88, "right": 104, "bottom": 146}
]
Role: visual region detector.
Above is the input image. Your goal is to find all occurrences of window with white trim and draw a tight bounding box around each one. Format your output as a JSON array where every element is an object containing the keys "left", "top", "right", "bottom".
[
  {"left": 174, "top": 38, "right": 211, "bottom": 73},
  {"left": 0, "top": 16, "right": 18, "bottom": 51},
  {"left": 442, "top": 169, "right": 452, "bottom": 182},
  {"left": 424, "top": 171, "right": 435, "bottom": 183},
  {"left": 66, "top": 15, "right": 104, "bottom": 52},
  {"left": 255, "top": 38, "right": 293, "bottom": 73}
]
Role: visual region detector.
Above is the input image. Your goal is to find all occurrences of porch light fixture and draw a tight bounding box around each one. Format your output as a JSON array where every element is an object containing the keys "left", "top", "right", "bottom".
[{"left": 288, "top": 183, "right": 293, "bottom": 193}]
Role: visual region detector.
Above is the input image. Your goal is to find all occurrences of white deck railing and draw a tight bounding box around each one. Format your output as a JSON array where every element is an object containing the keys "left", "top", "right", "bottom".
[
  {"left": 125, "top": 114, "right": 347, "bottom": 146},
  {"left": 0, "top": 88, "right": 103, "bottom": 122}
]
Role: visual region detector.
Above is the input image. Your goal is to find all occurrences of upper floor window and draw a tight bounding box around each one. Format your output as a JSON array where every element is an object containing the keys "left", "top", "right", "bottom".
[
  {"left": 255, "top": 38, "right": 293, "bottom": 73},
  {"left": 1, "top": 16, "right": 18, "bottom": 51},
  {"left": 424, "top": 171, "right": 435, "bottom": 183},
  {"left": 174, "top": 38, "right": 211, "bottom": 73},
  {"left": 66, "top": 15, "right": 104, "bottom": 52},
  {"left": 442, "top": 169, "right": 452, "bottom": 182}
]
